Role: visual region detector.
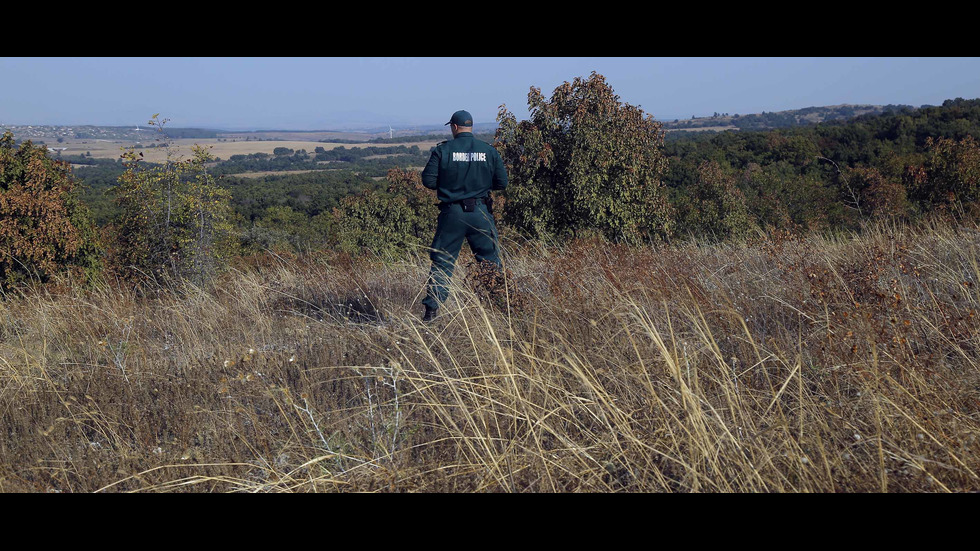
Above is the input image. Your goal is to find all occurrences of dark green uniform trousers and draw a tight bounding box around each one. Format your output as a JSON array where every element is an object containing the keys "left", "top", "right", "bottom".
[{"left": 423, "top": 201, "right": 500, "bottom": 310}]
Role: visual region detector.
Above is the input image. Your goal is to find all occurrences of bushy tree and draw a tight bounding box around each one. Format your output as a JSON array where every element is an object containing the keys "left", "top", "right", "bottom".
[
  {"left": 679, "top": 160, "right": 749, "bottom": 240},
  {"left": 849, "top": 166, "right": 909, "bottom": 220},
  {"left": 0, "top": 131, "right": 102, "bottom": 289},
  {"left": 765, "top": 133, "right": 818, "bottom": 167},
  {"left": 739, "top": 163, "right": 799, "bottom": 232},
  {"left": 181, "top": 148, "right": 237, "bottom": 281},
  {"left": 911, "top": 136, "right": 980, "bottom": 219},
  {"left": 110, "top": 117, "right": 236, "bottom": 285},
  {"left": 329, "top": 168, "right": 437, "bottom": 257},
  {"left": 250, "top": 205, "right": 314, "bottom": 253},
  {"left": 495, "top": 72, "right": 673, "bottom": 243}
]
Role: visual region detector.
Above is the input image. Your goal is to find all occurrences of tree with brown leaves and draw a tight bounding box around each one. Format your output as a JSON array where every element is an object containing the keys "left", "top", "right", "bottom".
[{"left": 0, "top": 131, "right": 102, "bottom": 290}]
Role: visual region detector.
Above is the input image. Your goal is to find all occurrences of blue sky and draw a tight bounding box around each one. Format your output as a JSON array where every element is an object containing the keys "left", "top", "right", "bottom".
[{"left": 1, "top": 57, "right": 978, "bottom": 130}]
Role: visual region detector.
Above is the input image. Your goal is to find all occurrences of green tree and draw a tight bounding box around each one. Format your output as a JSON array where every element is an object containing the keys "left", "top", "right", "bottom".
[
  {"left": 681, "top": 160, "right": 750, "bottom": 240},
  {"left": 110, "top": 116, "right": 236, "bottom": 285},
  {"left": 911, "top": 135, "right": 980, "bottom": 219},
  {"left": 495, "top": 71, "right": 673, "bottom": 243},
  {"left": 250, "top": 205, "right": 315, "bottom": 253},
  {"left": 329, "top": 168, "right": 437, "bottom": 257},
  {"left": 181, "top": 146, "right": 237, "bottom": 281},
  {"left": 740, "top": 163, "right": 795, "bottom": 232}
]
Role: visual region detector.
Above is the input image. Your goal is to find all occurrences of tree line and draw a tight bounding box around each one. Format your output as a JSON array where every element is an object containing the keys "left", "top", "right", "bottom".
[{"left": 663, "top": 97, "right": 980, "bottom": 239}]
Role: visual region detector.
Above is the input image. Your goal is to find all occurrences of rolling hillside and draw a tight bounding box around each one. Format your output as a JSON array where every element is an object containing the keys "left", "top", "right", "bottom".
[{"left": 662, "top": 103, "right": 918, "bottom": 132}]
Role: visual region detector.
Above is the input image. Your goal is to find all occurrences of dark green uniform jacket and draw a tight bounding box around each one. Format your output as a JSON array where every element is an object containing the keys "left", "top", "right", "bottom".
[
  {"left": 421, "top": 132, "right": 508, "bottom": 202},
  {"left": 421, "top": 132, "right": 508, "bottom": 310}
]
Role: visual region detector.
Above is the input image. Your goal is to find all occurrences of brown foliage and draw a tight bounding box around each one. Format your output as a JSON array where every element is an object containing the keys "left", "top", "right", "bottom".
[
  {"left": 0, "top": 132, "right": 97, "bottom": 289},
  {"left": 909, "top": 136, "right": 980, "bottom": 219},
  {"left": 852, "top": 166, "right": 908, "bottom": 219},
  {"left": 464, "top": 258, "right": 529, "bottom": 314}
]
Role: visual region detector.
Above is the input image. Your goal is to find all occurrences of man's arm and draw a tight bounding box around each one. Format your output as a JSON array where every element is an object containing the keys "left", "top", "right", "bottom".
[{"left": 421, "top": 146, "right": 441, "bottom": 190}]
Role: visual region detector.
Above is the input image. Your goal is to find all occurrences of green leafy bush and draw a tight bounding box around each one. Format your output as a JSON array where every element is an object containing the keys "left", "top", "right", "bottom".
[
  {"left": 109, "top": 119, "right": 236, "bottom": 285},
  {"left": 495, "top": 72, "right": 673, "bottom": 243},
  {"left": 329, "top": 168, "right": 437, "bottom": 258}
]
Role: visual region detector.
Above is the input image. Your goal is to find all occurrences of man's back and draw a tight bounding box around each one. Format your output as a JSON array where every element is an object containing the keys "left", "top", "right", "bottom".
[{"left": 421, "top": 132, "right": 507, "bottom": 204}]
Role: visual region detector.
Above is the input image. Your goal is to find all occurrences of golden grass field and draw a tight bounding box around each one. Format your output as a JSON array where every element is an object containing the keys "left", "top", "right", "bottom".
[
  {"left": 2, "top": 218, "right": 979, "bottom": 492},
  {"left": 666, "top": 125, "right": 738, "bottom": 133},
  {"left": 58, "top": 138, "right": 441, "bottom": 164}
]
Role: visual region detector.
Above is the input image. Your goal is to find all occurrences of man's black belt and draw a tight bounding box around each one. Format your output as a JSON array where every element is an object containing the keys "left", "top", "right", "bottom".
[{"left": 438, "top": 196, "right": 491, "bottom": 213}]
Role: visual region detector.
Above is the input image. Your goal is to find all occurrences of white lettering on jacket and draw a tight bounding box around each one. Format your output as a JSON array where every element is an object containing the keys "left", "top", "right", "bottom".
[{"left": 452, "top": 152, "right": 487, "bottom": 162}]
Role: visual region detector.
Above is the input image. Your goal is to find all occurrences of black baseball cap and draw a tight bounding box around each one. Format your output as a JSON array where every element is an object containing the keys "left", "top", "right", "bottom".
[{"left": 446, "top": 110, "right": 473, "bottom": 127}]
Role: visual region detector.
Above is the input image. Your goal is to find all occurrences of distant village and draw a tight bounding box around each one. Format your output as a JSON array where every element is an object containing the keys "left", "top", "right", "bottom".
[
  {"left": 0, "top": 124, "right": 193, "bottom": 162},
  {"left": 1, "top": 124, "right": 154, "bottom": 141}
]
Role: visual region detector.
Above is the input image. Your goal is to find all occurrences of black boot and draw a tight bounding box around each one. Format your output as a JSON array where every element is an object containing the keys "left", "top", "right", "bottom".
[{"left": 422, "top": 305, "right": 438, "bottom": 322}]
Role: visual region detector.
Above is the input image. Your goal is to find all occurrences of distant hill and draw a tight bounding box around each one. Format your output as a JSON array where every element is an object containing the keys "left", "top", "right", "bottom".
[{"left": 661, "top": 104, "right": 920, "bottom": 132}]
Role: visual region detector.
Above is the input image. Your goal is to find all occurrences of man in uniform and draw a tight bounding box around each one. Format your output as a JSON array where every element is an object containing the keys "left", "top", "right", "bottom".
[{"left": 420, "top": 110, "right": 508, "bottom": 322}]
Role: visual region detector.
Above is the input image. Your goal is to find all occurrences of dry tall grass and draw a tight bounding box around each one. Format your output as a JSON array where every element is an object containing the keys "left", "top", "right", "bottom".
[{"left": 2, "top": 218, "right": 979, "bottom": 492}]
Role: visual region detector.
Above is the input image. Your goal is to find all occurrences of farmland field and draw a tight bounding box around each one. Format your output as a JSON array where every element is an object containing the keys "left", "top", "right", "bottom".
[
  {"left": 666, "top": 125, "right": 738, "bottom": 133},
  {"left": 56, "top": 138, "right": 442, "bottom": 164}
]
